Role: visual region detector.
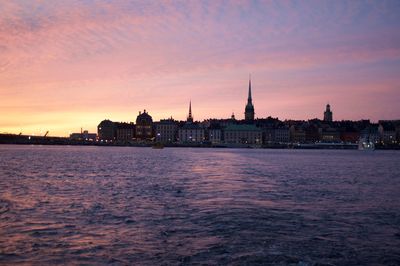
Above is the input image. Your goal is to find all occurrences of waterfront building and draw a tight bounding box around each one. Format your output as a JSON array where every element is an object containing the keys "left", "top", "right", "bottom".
[
  {"left": 98, "top": 119, "right": 116, "bottom": 141},
  {"left": 178, "top": 123, "right": 205, "bottom": 143},
  {"left": 115, "top": 122, "right": 135, "bottom": 142},
  {"left": 379, "top": 121, "right": 397, "bottom": 144},
  {"left": 305, "top": 124, "right": 320, "bottom": 143},
  {"left": 155, "top": 118, "right": 178, "bottom": 143},
  {"left": 323, "top": 104, "right": 333, "bottom": 122},
  {"left": 256, "top": 117, "right": 282, "bottom": 143},
  {"left": 177, "top": 102, "right": 205, "bottom": 143},
  {"left": 360, "top": 125, "right": 380, "bottom": 143},
  {"left": 136, "top": 110, "right": 153, "bottom": 140},
  {"left": 69, "top": 133, "right": 81, "bottom": 140},
  {"left": 289, "top": 125, "right": 306, "bottom": 143},
  {"left": 340, "top": 126, "right": 360, "bottom": 143},
  {"left": 70, "top": 130, "right": 97, "bottom": 141},
  {"left": 208, "top": 124, "right": 222, "bottom": 144},
  {"left": 263, "top": 126, "right": 290, "bottom": 144},
  {"left": 244, "top": 77, "right": 255, "bottom": 122},
  {"left": 263, "top": 127, "right": 274, "bottom": 143},
  {"left": 273, "top": 127, "right": 290, "bottom": 143},
  {"left": 340, "top": 131, "right": 360, "bottom": 143},
  {"left": 224, "top": 124, "right": 262, "bottom": 145},
  {"left": 319, "top": 127, "right": 341, "bottom": 142}
]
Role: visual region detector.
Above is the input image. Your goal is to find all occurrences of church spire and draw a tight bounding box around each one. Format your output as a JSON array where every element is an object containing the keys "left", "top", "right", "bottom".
[
  {"left": 248, "top": 74, "right": 252, "bottom": 104},
  {"left": 245, "top": 74, "right": 255, "bottom": 122},
  {"left": 187, "top": 100, "right": 193, "bottom": 123}
]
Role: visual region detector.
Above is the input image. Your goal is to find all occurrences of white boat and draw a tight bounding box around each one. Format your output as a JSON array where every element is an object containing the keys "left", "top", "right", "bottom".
[{"left": 358, "top": 139, "right": 375, "bottom": 151}]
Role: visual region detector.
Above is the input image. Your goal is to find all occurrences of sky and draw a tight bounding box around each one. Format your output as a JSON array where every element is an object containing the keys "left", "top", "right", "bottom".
[{"left": 1, "top": 0, "right": 400, "bottom": 136}]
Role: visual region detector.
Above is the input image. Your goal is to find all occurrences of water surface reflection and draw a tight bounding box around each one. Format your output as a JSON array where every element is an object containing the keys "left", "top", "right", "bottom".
[{"left": 0, "top": 146, "right": 400, "bottom": 265}]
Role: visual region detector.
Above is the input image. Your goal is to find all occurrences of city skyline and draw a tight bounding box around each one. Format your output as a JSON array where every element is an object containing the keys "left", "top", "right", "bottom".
[{"left": 1, "top": 1, "right": 400, "bottom": 136}]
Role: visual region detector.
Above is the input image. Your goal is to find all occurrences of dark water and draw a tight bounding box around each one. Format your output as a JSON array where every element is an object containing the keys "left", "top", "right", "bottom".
[{"left": 0, "top": 145, "right": 399, "bottom": 265}]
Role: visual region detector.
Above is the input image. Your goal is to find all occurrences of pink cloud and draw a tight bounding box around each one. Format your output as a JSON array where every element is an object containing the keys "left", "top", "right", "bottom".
[{"left": 0, "top": 1, "right": 399, "bottom": 135}]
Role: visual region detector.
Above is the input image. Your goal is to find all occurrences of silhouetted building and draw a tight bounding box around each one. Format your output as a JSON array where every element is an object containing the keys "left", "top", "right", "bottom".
[
  {"left": 263, "top": 126, "right": 290, "bottom": 144},
  {"left": 256, "top": 117, "right": 282, "bottom": 143},
  {"left": 91, "top": 88, "right": 398, "bottom": 148},
  {"left": 340, "top": 125, "right": 360, "bottom": 143},
  {"left": 324, "top": 104, "right": 333, "bottom": 122},
  {"left": 202, "top": 117, "right": 236, "bottom": 128},
  {"left": 136, "top": 110, "right": 153, "bottom": 140},
  {"left": 178, "top": 123, "right": 205, "bottom": 143},
  {"left": 274, "top": 127, "right": 290, "bottom": 143},
  {"left": 115, "top": 122, "right": 135, "bottom": 142},
  {"left": 244, "top": 77, "right": 255, "bottom": 122},
  {"left": 319, "top": 127, "right": 341, "bottom": 142},
  {"left": 360, "top": 125, "right": 380, "bottom": 143},
  {"left": 224, "top": 124, "right": 262, "bottom": 145},
  {"left": 290, "top": 125, "right": 306, "bottom": 143},
  {"left": 208, "top": 124, "right": 222, "bottom": 144},
  {"left": 98, "top": 119, "right": 116, "bottom": 141},
  {"left": 379, "top": 121, "right": 397, "bottom": 144},
  {"left": 70, "top": 130, "right": 96, "bottom": 141},
  {"left": 178, "top": 103, "right": 204, "bottom": 143},
  {"left": 262, "top": 128, "right": 274, "bottom": 143},
  {"left": 155, "top": 118, "right": 178, "bottom": 143},
  {"left": 305, "top": 124, "right": 320, "bottom": 143}
]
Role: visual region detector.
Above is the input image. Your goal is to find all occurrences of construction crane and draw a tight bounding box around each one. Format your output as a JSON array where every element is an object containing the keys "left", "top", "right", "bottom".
[{"left": 44, "top": 131, "right": 49, "bottom": 137}]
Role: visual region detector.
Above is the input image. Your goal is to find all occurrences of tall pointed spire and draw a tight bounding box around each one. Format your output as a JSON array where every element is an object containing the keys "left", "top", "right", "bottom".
[
  {"left": 248, "top": 74, "right": 252, "bottom": 104},
  {"left": 187, "top": 100, "right": 193, "bottom": 123},
  {"left": 245, "top": 74, "right": 255, "bottom": 122}
]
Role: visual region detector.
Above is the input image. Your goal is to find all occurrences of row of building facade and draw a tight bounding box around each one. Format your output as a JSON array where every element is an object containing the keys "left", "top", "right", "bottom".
[
  {"left": 71, "top": 78, "right": 399, "bottom": 146},
  {"left": 95, "top": 114, "right": 400, "bottom": 146}
]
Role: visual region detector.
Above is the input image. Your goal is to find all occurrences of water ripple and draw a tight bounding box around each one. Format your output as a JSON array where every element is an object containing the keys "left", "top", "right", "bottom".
[{"left": 0, "top": 145, "right": 400, "bottom": 265}]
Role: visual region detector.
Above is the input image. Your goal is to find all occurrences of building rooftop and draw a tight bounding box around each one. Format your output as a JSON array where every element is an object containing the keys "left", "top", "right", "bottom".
[
  {"left": 157, "top": 118, "right": 177, "bottom": 125},
  {"left": 136, "top": 110, "right": 153, "bottom": 124},
  {"left": 380, "top": 122, "right": 396, "bottom": 131},
  {"left": 98, "top": 119, "right": 115, "bottom": 127},
  {"left": 115, "top": 122, "right": 135, "bottom": 129}
]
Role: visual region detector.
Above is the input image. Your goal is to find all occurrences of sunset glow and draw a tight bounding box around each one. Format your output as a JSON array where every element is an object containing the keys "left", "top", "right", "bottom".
[{"left": 1, "top": 0, "right": 400, "bottom": 136}]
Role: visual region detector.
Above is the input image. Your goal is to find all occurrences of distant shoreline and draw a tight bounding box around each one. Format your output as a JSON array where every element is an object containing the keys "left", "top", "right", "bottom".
[{"left": 1, "top": 134, "right": 399, "bottom": 150}]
